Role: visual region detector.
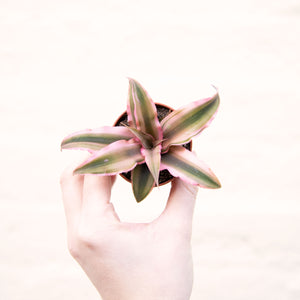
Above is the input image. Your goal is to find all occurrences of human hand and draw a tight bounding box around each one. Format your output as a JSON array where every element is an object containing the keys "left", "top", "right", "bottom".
[{"left": 60, "top": 159, "right": 198, "bottom": 300}]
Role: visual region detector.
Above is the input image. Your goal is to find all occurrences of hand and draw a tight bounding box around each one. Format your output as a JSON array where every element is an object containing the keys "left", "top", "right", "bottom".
[{"left": 60, "top": 159, "right": 198, "bottom": 300}]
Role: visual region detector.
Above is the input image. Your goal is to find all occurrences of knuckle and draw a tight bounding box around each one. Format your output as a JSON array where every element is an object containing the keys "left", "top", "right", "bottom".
[
  {"left": 67, "top": 229, "right": 96, "bottom": 259},
  {"left": 67, "top": 239, "right": 81, "bottom": 259},
  {"left": 76, "top": 227, "right": 97, "bottom": 250}
]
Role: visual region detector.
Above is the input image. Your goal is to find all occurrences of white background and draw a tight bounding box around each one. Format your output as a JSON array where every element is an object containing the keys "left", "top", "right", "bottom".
[{"left": 1, "top": 0, "right": 300, "bottom": 299}]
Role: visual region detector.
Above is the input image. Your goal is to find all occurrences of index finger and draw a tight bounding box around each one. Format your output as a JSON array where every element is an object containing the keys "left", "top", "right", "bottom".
[{"left": 60, "top": 160, "right": 84, "bottom": 230}]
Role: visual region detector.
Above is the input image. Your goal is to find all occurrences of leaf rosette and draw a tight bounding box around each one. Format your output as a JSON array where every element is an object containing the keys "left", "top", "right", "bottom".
[{"left": 61, "top": 78, "right": 221, "bottom": 202}]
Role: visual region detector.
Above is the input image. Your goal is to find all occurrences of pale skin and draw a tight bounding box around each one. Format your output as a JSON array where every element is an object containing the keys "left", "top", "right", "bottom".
[{"left": 60, "top": 158, "right": 198, "bottom": 300}]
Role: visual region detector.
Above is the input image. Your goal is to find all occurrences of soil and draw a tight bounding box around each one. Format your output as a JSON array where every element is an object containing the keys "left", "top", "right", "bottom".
[{"left": 114, "top": 103, "right": 192, "bottom": 185}]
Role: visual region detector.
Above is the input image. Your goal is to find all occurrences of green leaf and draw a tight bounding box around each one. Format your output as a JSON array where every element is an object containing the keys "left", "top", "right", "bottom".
[
  {"left": 161, "top": 146, "right": 221, "bottom": 188},
  {"left": 127, "top": 78, "right": 163, "bottom": 141},
  {"left": 132, "top": 164, "right": 155, "bottom": 202},
  {"left": 61, "top": 126, "right": 134, "bottom": 151},
  {"left": 161, "top": 91, "right": 220, "bottom": 150},
  {"left": 74, "top": 140, "right": 144, "bottom": 175}
]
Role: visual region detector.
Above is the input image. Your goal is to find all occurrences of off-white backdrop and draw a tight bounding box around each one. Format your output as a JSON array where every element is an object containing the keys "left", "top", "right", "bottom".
[{"left": 1, "top": 0, "right": 300, "bottom": 299}]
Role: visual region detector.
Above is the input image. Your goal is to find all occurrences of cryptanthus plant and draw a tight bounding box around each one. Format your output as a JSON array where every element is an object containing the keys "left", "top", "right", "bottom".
[{"left": 61, "top": 78, "right": 221, "bottom": 202}]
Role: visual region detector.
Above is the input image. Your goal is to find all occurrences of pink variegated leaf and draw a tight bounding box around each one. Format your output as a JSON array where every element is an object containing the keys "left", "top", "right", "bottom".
[
  {"left": 61, "top": 126, "right": 134, "bottom": 152},
  {"left": 141, "top": 144, "right": 162, "bottom": 186},
  {"left": 121, "top": 125, "right": 154, "bottom": 149},
  {"left": 161, "top": 146, "right": 221, "bottom": 188},
  {"left": 132, "top": 164, "right": 155, "bottom": 202},
  {"left": 161, "top": 91, "right": 220, "bottom": 151},
  {"left": 127, "top": 78, "right": 162, "bottom": 141},
  {"left": 74, "top": 140, "right": 144, "bottom": 175}
]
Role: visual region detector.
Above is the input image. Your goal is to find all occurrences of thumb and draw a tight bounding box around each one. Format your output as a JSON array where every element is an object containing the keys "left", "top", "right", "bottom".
[{"left": 159, "top": 178, "right": 198, "bottom": 234}]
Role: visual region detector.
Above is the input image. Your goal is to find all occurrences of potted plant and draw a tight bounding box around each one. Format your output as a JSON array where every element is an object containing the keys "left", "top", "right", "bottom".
[{"left": 61, "top": 78, "right": 221, "bottom": 202}]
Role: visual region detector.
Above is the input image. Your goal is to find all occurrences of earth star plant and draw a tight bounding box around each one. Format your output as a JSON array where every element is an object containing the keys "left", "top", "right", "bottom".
[{"left": 61, "top": 78, "right": 221, "bottom": 202}]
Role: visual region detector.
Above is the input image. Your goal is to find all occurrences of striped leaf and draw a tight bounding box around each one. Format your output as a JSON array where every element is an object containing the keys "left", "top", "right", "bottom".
[
  {"left": 141, "top": 144, "right": 162, "bottom": 186},
  {"left": 127, "top": 78, "right": 162, "bottom": 141},
  {"left": 132, "top": 164, "right": 155, "bottom": 202},
  {"left": 123, "top": 125, "right": 154, "bottom": 149},
  {"left": 74, "top": 140, "right": 144, "bottom": 175},
  {"left": 161, "top": 91, "right": 220, "bottom": 150},
  {"left": 61, "top": 126, "right": 134, "bottom": 151},
  {"left": 161, "top": 146, "right": 221, "bottom": 188}
]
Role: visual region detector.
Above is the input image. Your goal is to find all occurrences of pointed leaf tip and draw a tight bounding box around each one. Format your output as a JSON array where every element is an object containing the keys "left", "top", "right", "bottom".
[
  {"left": 74, "top": 140, "right": 144, "bottom": 175},
  {"left": 61, "top": 126, "right": 134, "bottom": 151},
  {"left": 161, "top": 91, "right": 220, "bottom": 149},
  {"left": 127, "top": 78, "right": 162, "bottom": 140},
  {"left": 161, "top": 146, "right": 221, "bottom": 189},
  {"left": 132, "top": 164, "right": 155, "bottom": 202}
]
